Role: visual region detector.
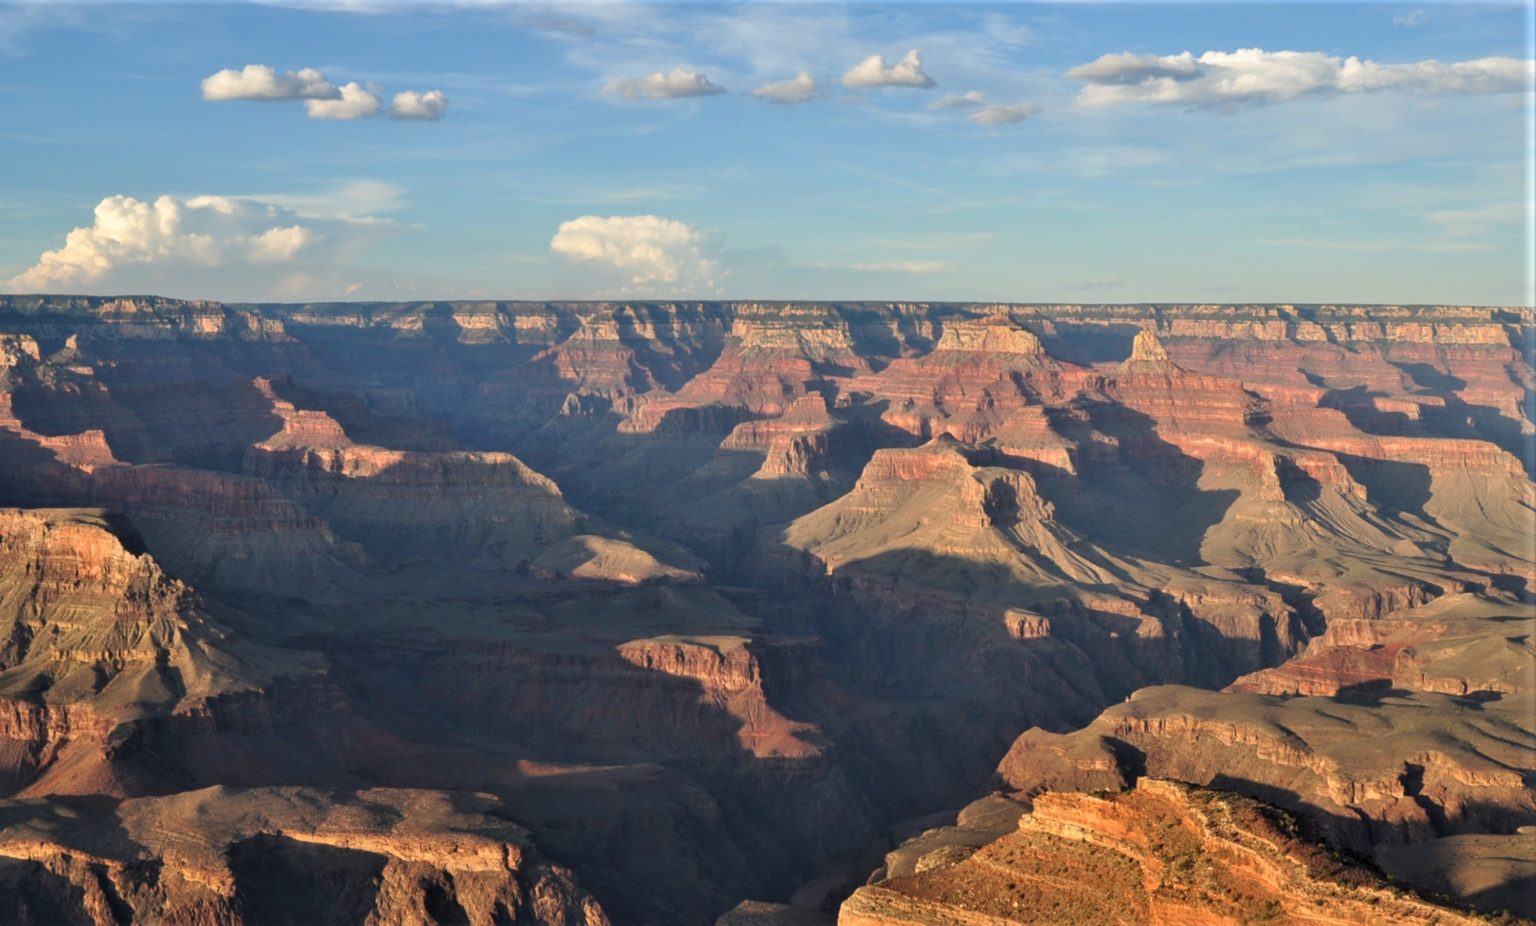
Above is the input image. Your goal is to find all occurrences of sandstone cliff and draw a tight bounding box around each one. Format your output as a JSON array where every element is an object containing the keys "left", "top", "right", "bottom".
[{"left": 840, "top": 778, "right": 1493, "bottom": 926}]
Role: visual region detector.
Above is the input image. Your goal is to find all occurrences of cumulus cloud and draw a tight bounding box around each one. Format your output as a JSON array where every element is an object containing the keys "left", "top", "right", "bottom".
[
  {"left": 203, "top": 64, "right": 444, "bottom": 122},
  {"left": 842, "top": 49, "right": 935, "bottom": 89},
  {"left": 304, "top": 82, "right": 381, "bottom": 120},
  {"left": 929, "top": 90, "right": 986, "bottom": 110},
  {"left": 201, "top": 65, "right": 337, "bottom": 101},
  {"left": 550, "top": 215, "right": 721, "bottom": 293},
  {"left": 248, "top": 225, "right": 315, "bottom": 262},
  {"left": 390, "top": 89, "right": 447, "bottom": 120},
  {"left": 753, "top": 71, "right": 817, "bottom": 104},
  {"left": 2, "top": 190, "right": 405, "bottom": 299},
  {"left": 1067, "top": 52, "right": 1200, "bottom": 87},
  {"left": 1069, "top": 48, "right": 1535, "bottom": 107},
  {"left": 970, "top": 103, "right": 1039, "bottom": 125},
  {"left": 6, "top": 195, "right": 325, "bottom": 291},
  {"left": 602, "top": 68, "right": 725, "bottom": 100}
]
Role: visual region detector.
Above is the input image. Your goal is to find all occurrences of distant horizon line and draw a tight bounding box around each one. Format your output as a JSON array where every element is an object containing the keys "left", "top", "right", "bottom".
[{"left": 3, "top": 293, "right": 1531, "bottom": 311}]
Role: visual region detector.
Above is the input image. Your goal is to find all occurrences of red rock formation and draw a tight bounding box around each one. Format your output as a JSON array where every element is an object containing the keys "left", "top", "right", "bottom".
[
  {"left": 841, "top": 779, "right": 1486, "bottom": 926},
  {"left": 622, "top": 306, "right": 867, "bottom": 434},
  {"left": 0, "top": 507, "right": 370, "bottom": 798},
  {"left": 0, "top": 786, "right": 610, "bottom": 925},
  {"left": 993, "top": 589, "right": 1536, "bottom": 910},
  {"left": 721, "top": 394, "right": 839, "bottom": 480},
  {"left": 616, "top": 636, "right": 821, "bottom": 759},
  {"left": 1, "top": 296, "right": 1531, "bottom": 924}
]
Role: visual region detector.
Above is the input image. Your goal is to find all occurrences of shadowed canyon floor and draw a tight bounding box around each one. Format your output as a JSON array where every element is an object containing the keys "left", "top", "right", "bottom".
[{"left": 0, "top": 297, "right": 1530, "bottom": 924}]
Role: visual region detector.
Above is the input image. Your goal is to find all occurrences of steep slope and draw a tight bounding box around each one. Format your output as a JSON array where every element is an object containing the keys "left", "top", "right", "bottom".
[
  {"left": 0, "top": 296, "right": 1531, "bottom": 924},
  {"left": 841, "top": 779, "right": 1491, "bottom": 926},
  {"left": 0, "top": 507, "right": 352, "bottom": 798},
  {"left": 245, "top": 376, "right": 581, "bottom": 568},
  {"left": 994, "top": 589, "right": 1536, "bottom": 916},
  {"left": 0, "top": 785, "right": 609, "bottom": 925}
]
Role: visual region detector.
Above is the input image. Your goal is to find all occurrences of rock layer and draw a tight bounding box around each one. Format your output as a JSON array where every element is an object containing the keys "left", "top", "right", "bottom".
[
  {"left": 840, "top": 779, "right": 1489, "bottom": 926},
  {"left": 0, "top": 296, "right": 1530, "bottom": 923},
  {"left": 0, "top": 786, "right": 609, "bottom": 925}
]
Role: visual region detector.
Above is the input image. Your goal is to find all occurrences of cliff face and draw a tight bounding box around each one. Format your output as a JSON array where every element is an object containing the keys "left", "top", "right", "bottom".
[
  {"left": 0, "top": 507, "right": 365, "bottom": 798},
  {"left": 0, "top": 297, "right": 1531, "bottom": 924},
  {"left": 994, "top": 589, "right": 1535, "bottom": 917},
  {"left": 840, "top": 778, "right": 1490, "bottom": 926},
  {"left": 0, "top": 786, "right": 609, "bottom": 926}
]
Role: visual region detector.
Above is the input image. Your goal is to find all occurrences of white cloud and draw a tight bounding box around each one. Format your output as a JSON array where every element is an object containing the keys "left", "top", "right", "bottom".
[
  {"left": 390, "top": 89, "right": 447, "bottom": 120},
  {"left": 203, "top": 64, "right": 443, "bottom": 123},
  {"left": 842, "top": 49, "right": 935, "bottom": 89},
  {"left": 929, "top": 90, "right": 985, "bottom": 110},
  {"left": 6, "top": 195, "right": 321, "bottom": 291},
  {"left": 248, "top": 179, "right": 406, "bottom": 220},
  {"left": 753, "top": 71, "right": 817, "bottom": 104},
  {"left": 3, "top": 191, "right": 396, "bottom": 298},
  {"left": 601, "top": 68, "right": 725, "bottom": 100},
  {"left": 550, "top": 214, "right": 721, "bottom": 293},
  {"left": 1338, "top": 56, "right": 1533, "bottom": 95},
  {"left": 304, "top": 82, "right": 380, "bottom": 120},
  {"left": 1394, "top": 10, "right": 1426, "bottom": 27},
  {"left": 248, "top": 225, "right": 316, "bottom": 262},
  {"left": 970, "top": 103, "right": 1039, "bottom": 125},
  {"left": 201, "top": 64, "right": 338, "bottom": 101},
  {"left": 532, "top": 3, "right": 856, "bottom": 95},
  {"left": 1425, "top": 201, "right": 1524, "bottom": 239},
  {"left": 850, "top": 260, "right": 950, "bottom": 274},
  {"left": 1069, "top": 48, "right": 1535, "bottom": 107},
  {"left": 1068, "top": 52, "right": 1200, "bottom": 87}
]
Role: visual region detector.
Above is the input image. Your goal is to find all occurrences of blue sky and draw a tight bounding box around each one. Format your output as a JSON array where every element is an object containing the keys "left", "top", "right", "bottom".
[{"left": 0, "top": 1, "right": 1531, "bottom": 304}]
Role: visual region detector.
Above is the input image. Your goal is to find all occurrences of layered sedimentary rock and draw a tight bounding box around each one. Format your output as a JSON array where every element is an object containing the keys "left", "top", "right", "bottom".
[
  {"left": 0, "top": 786, "right": 608, "bottom": 925},
  {"left": 994, "top": 590, "right": 1536, "bottom": 916},
  {"left": 0, "top": 507, "right": 360, "bottom": 798},
  {"left": 841, "top": 778, "right": 1489, "bottom": 926},
  {"left": 622, "top": 305, "right": 866, "bottom": 435},
  {"left": 0, "top": 296, "right": 1530, "bottom": 924}
]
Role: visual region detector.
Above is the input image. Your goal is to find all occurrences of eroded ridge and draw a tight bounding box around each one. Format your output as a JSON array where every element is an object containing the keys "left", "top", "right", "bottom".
[
  {"left": 841, "top": 779, "right": 1493, "bottom": 926},
  {"left": 0, "top": 298, "right": 1530, "bottom": 923}
]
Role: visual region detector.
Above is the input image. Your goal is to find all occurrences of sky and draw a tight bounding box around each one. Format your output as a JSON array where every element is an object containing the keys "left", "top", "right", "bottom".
[{"left": 0, "top": 0, "right": 1531, "bottom": 305}]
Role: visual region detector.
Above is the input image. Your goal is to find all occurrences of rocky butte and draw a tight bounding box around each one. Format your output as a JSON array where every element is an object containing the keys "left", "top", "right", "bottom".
[{"left": 0, "top": 297, "right": 1530, "bottom": 925}]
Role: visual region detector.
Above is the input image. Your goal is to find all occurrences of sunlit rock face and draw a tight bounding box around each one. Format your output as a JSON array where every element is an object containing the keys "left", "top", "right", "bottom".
[
  {"left": 0, "top": 296, "right": 1530, "bottom": 924},
  {"left": 841, "top": 779, "right": 1491, "bottom": 926}
]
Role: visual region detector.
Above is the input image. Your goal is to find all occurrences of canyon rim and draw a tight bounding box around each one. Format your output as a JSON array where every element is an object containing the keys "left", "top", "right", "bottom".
[{"left": 1, "top": 1, "right": 1533, "bottom": 924}]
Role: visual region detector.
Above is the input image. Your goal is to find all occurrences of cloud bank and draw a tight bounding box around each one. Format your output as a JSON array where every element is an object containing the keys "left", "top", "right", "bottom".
[
  {"left": 550, "top": 214, "right": 721, "bottom": 293},
  {"left": 842, "top": 49, "right": 934, "bottom": 89},
  {"left": 1069, "top": 48, "right": 1534, "bottom": 107}
]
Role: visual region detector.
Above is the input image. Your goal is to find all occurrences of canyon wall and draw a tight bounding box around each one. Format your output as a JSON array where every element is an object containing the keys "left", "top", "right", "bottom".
[{"left": 0, "top": 296, "right": 1529, "bottom": 923}]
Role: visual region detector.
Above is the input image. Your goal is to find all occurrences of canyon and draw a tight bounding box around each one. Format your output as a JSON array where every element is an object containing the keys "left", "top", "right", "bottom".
[{"left": 0, "top": 296, "right": 1530, "bottom": 924}]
